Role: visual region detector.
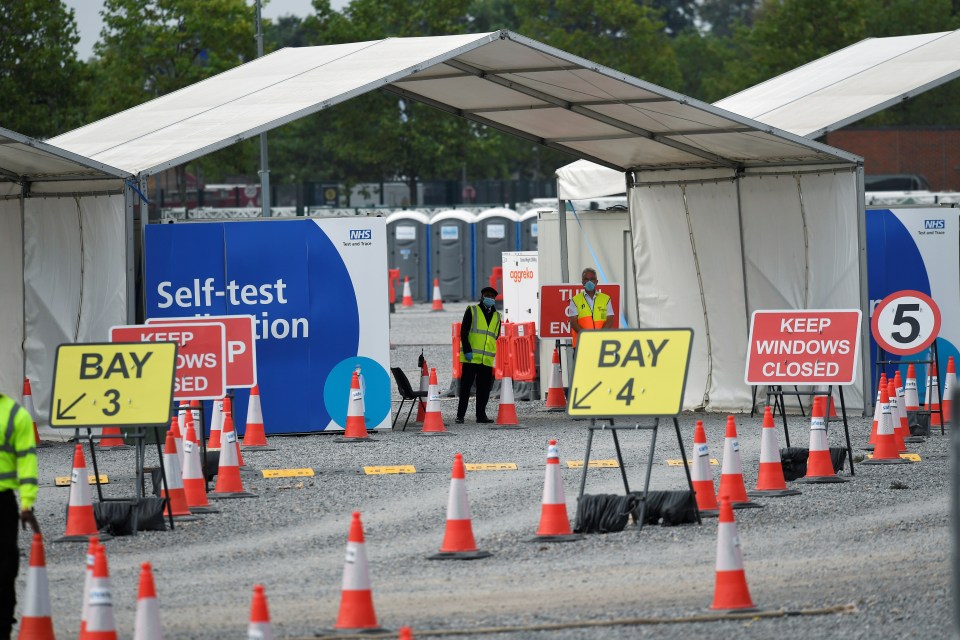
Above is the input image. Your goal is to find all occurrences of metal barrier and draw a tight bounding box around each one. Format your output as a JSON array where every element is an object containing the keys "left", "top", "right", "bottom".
[{"left": 453, "top": 320, "right": 538, "bottom": 383}]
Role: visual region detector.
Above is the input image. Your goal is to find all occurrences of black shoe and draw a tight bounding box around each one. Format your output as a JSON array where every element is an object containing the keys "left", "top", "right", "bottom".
[
  {"left": 476, "top": 416, "right": 493, "bottom": 424},
  {"left": 455, "top": 417, "right": 464, "bottom": 424}
]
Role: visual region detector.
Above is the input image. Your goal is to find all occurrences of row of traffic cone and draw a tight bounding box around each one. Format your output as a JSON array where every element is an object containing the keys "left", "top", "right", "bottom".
[{"left": 399, "top": 276, "right": 446, "bottom": 312}]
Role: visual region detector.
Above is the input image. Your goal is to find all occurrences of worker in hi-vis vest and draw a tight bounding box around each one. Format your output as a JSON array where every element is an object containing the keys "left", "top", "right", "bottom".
[
  {"left": 456, "top": 286, "right": 502, "bottom": 424},
  {"left": 567, "top": 267, "right": 614, "bottom": 349},
  {"left": 1, "top": 391, "right": 40, "bottom": 639}
]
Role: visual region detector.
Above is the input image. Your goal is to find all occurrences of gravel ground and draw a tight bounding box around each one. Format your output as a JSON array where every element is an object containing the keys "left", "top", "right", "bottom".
[{"left": 16, "top": 303, "right": 952, "bottom": 639}]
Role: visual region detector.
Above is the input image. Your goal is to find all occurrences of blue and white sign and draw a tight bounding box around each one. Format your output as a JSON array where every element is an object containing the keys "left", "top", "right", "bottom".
[
  {"left": 145, "top": 217, "right": 390, "bottom": 434},
  {"left": 867, "top": 207, "right": 960, "bottom": 399}
]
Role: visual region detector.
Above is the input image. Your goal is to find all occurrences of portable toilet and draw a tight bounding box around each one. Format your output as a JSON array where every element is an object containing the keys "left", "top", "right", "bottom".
[
  {"left": 520, "top": 208, "right": 546, "bottom": 252},
  {"left": 475, "top": 208, "right": 520, "bottom": 297},
  {"left": 386, "top": 210, "right": 430, "bottom": 302},
  {"left": 430, "top": 209, "right": 476, "bottom": 302}
]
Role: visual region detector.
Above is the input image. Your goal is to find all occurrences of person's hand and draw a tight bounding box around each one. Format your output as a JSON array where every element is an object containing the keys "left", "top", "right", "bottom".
[
  {"left": 465, "top": 352, "right": 473, "bottom": 362},
  {"left": 21, "top": 509, "right": 40, "bottom": 533}
]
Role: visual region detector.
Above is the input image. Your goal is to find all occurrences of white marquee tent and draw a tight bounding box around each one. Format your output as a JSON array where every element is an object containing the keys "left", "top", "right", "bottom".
[{"left": 4, "top": 30, "right": 869, "bottom": 418}]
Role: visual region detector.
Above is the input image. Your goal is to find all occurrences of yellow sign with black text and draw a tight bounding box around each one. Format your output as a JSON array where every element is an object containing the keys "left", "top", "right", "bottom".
[
  {"left": 567, "top": 329, "right": 693, "bottom": 417},
  {"left": 49, "top": 342, "right": 177, "bottom": 428}
]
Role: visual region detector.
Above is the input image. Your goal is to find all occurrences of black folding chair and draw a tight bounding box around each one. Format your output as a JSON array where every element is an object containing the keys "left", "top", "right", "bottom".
[{"left": 390, "top": 367, "right": 427, "bottom": 430}]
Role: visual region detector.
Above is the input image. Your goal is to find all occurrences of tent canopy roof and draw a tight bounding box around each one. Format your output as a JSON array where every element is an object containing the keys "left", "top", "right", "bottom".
[
  {"left": 715, "top": 29, "right": 960, "bottom": 139},
  {"left": 48, "top": 30, "right": 855, "bottom": 178},
  {"left": 0, "top": 126, "right": 130, "bottom": 186}
]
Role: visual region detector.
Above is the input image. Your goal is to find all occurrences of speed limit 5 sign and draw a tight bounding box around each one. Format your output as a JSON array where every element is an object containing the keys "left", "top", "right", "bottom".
[{"left": 871, "top": 290, "right": 941, "bottom": 356}]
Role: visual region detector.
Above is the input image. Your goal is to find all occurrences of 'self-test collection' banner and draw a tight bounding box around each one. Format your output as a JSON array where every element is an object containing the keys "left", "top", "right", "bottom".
[
  {"left": 867, "top": 207, "right": 960, "bottom": 398},
  {"left": 145, "top": 217, "right": 390, "bottom": 433}
]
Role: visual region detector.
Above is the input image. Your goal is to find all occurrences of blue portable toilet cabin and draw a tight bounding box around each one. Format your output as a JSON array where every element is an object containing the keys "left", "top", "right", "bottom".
[
  {"left": 475, "top": 208, "right": 520, "bottom": 296},
  {"left": 386, "top": 210, "right": 430, "bottom": 302},
  {"left": 520, "top": 208, "right": 543, "bottom": 251},
  {"left": 430, "top": 209, "right": 476, "bottom": 302}
]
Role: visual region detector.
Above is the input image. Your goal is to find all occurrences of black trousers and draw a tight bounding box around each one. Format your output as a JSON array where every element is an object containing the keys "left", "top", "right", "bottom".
[
  {"left": 0, "top": 491, "right": 18, "bottom": 640},
  {"left": 457, "top": 362, "right": 494, "bottom": 420}
]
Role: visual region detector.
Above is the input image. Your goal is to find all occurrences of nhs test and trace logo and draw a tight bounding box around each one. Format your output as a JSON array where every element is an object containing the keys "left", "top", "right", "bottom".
[{"left": 349, "top": 229, "right": 372, "bottom": 240}]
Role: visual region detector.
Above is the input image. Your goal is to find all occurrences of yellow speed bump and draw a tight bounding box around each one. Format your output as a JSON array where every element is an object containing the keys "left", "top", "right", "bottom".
[
  {"left": 262, "top": 468, "right": 315, "bottom": 478},
  {"left": 55, "top": 474, "right": 108, "bottom": 486},
  {"left": 466, "top": 463, "right": 518, "bottom": 471},
  {"left": 565, "top": 459, "right": 619, "bottom": 469},
  {"left": 364, "top": 465, "right": 416, "bottom": 475},
  {"left": 667, "top": 458, "right": 719, "bottom": 466}
]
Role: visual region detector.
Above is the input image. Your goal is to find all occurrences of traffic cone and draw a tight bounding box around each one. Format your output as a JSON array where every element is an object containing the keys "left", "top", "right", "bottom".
[
  {"left": 431, "top": 277, "right": 444, "bottom": 312},
  {"left": 97, "top": 426, "right": 131, "bottom": 450},
  {"left": 716, "top": 416, "right": 762, "bottom": 509},
  {"left": 222, "top": 397, "right": 246, "bottom": 467},
  {"left": 415, "top": 359, "right": 429, "bottom": 424},
  {"left": 134, "top": 562, "right": 163, "bottom": 640},
  {"left": 336, "top": 371, "right": 373, "bottom": 442},
  {"left": 428, "top": 453, "right": 491, "bottom": 559},
  {"left": 79, "top": 536, "right": 100, "bottom": 638},
  {"left": 160, "top": 428, "right": 199, "bottom": 520},
  {"left": 710, "top": 496, "right": 756, "bottom": 611},
  {"left": 887, "top": 379, "right": 907, "bottom": 453},
  {"left": 530, "top": 440, "right": 582, "bottom": 541},
  {"left": 865, "top": 374, "right": 887, "bottom": 451},
  {"left": 401, "top": 277, "right": 414, "bottom": 307},
  {"left": 905, "top": 364, "right": 920, "bottom": 411},
  {"left": 18, "top": 533, "right": 55, "bottom": 640},
  {"left": 190, "top": 399, "right": 202, "bottom": 442},
  {"left": 56, "top": 444, "right": 101, "bottom": 542},
  {"left": 398, "top": 627, "right": 414, "bottom": 640},
  {"left": 690, "top": 420, "right": 719, "bottom": 517},
  {"left": 894, "top": 370, "right": 915, "bottom": 444},
  {"left": 544, "top": 348, "right": 567, "bottom": 411},
  {"left": 22, "top": 377, "right": 43, "bottom": 446},
  {"left": 334, "top": 512, "right": 385, "bottom": 632},
  {"left": 182, "top": 416, "right": 218, "bottom": 514},
  {"left": 490, "top": 371, "right": 525, "bottom": 429},
  {"left": 209, "top": 406, "right": 257, "bottom": 499},
  {"left": 86, "top": 546, "right": 118, "bottom": 640},
  {"left": 748, "top": 407, "right": 801, "bottom": 498},
  {"left": 248, "top": 584, "right": 275, "bottom": 640},
  {"left": 927, "top": 363, "right": 942, "bottom": 428},
  {"left": 169, "top": 414, "right": 185, "bottom": 469},
  {"left": 862, "top": 385, "right": 911, "bottom": 465},
  {"left": 208, "top": 398, "right": 224, "bottom": 450},
  {"left": 799, "top": 397, "right": 847, "bottom": 483},
  {"left": 420, "top": 368, "right": 451, "bottom": 436},
  {"left": 242, "top": 385, "right": 275, "bottom": 450},
  {"left": 943, "top": 357, "right": 956, "bottom": 427}
]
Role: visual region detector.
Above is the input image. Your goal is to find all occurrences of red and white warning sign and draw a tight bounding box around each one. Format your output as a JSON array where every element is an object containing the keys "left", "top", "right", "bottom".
[
  {"left": 745, "top": 310, "right": 862, "bottom": 385},
  {"left": 870, "top": 290, "right": 941, "bottom": 356},
  {"left": 539, "top": 284, "right": 621, "bottom": 339},
  {"left": 110, "top": 322, "right": 227, "bottom": 400},
  {"left": 147, "top": 315, "right": 257, "bottom": 387}
]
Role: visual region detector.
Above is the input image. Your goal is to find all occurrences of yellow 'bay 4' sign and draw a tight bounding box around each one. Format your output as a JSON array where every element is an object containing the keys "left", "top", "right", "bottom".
[
  {"left": 567, "top": 329, "right": 693, "bottom": 417},
  {"left": 49, "top": 342, "right": 177, "bottom": 428}
]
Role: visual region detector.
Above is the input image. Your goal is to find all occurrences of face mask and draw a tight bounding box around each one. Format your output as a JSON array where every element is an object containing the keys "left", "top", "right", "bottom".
[
  {"left": 482, "top": 297, "right": 495, "bottom": 308},
  {"left": 584, "top": 280, "right": 596, "bottom": 292}
]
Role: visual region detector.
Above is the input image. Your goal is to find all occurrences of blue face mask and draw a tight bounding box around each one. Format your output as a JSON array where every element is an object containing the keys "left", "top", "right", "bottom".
[
  {"left": 482, "top": 297, "right": 495, "bottom": 308},
  {"left": 584, "top": 280, "right": 596, "bottom": 292}
]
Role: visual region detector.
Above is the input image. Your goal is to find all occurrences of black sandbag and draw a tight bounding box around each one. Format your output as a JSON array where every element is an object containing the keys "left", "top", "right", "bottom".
[
  {"left": 780, "top": 446, "right": 847, "bottom": 480},
  {"left": 908, "top": 410, "right": 930, "bottom": 436},
  {"left": 574, "top": 494, "right": 633, "bottom": 534},
  {"left": 133, "top": 497, "right": 168, "bottom": 531},
  {"left": 93, "top": 501, "right": 135, "bottom": 536}
]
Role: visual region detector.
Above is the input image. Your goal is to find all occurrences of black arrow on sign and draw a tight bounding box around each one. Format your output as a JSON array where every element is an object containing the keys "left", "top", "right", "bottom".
[
  {"left": 571, "top": 382, "right": 601, "bottom": 410},
  {"left": 56, "top": 393, "right": 86, "bottom": 421}
]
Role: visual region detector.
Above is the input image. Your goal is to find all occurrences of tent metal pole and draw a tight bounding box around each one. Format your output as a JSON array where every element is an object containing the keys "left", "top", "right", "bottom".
[
  {"left": 558, "top": 196, "right": 569, "bottom": 282},
  {"left": 20, "top": 185, "right": 26, "bottom": 386},
  {"left": 855, "top": 163, "right": 871, "bottom": 417},
  {"left": 255, "top": 0, "right": 271, "bottom": 218},
  {"left": 734, "top": 172, "right": 754, "bottom": 409},
  {"left": 125, "top": 185, "right": 136, "bottom": 324}
]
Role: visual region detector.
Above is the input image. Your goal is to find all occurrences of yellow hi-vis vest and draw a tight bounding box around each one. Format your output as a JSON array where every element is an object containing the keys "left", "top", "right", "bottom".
[
  {"left": 571, "top": 291, "right": 611, "bottom": 348},
  {"left": 0, "top": 394, "right": 38, "bottom": 509},
  {"left": 460, "top": 305, "right": 501, "bottom": 367}
]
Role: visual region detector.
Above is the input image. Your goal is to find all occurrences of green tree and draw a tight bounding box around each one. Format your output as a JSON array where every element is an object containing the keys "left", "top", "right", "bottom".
[
  {"left": 0, "top": 0, "right": 89, "bottom": 137},
  {"left": 698, "top": 0, "right": 760, "bottom": 37}
]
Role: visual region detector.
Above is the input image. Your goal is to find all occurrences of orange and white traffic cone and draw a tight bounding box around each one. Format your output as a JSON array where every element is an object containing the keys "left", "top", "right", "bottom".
[
  {"left": 78, "top": 536, "right": 100, "bottom": 638},
  {"left": 748, "top": 407, "right": 801, "bottom": 498},
  {"left": 943, "top": 356, "right": 956, "bottom": 427},
  {"left": 905, "top": 364, "right": 921, "bottom": 412},
  {"left": 710, "top": 496, "right": 756, "bottom": 611},
  {"left": 544, "top": 348, "right": 567, "bottom": 411},
  {"left": 428, "top": 453, "right": 491, "bottom": 559},
  {"left": 22, "top": 377, "right": 43, "bottom": 447},
  {"left": 866, "top": 373, "right": 887, "bottom": 451},
  {"left": 414, "top": 358, "right": 429, "bottom": 424},
  {"left": 799, "top": 397, "right": 847, "bottom": 483},
  {"left": 221, "top": 397, "right": 247, "bottom": 467},
  {"left": 398, "top": 627, "right": 414, "bottom": 640},
  {"left": 160, "top": 428, "right": 199, "bottom": 520},
  {"left": 208, "top": 398, "right": 224, "bottom": 451},
  {"left": 927, "top": 363, "right": 943, "bottom": 428},
  {"left": 56, "top": 444, "right": 102, "bottom": 542},
  {"left": 134, "top": 562, "right": 163, "bottom": 640},
  {"left": 431, "top": 277, "right": 444, "bottom": 312},
  {"left": 690, "top": 420, "right": 719, "bottom": 517},
  {"left": 887, "top": 380, "right": 907, "bottom": 453},
  {"left": 530, "top": 440, "right": 582, "bottom": 542},
  {"left": 336, "top": 371, "right": 373, "bottom": 442},
  {"left": 18, "top": 533, "right": 55, "bottom": 640},
  {"left": 334, "top": 512, "right": 385, "bottom": 632},
  {"left": 182, "top": 415, "right": 218, "bottom": 514},
  {"left": 716, "top": 416, "right": 762, "bottom": 509},
  {"left": 168, "top": 413, "right": 184, "bottom": 469},
  {"left": 242, "top": 385, "right": 275, "bottom": 450},
  {"left": 209, "top": 407, "right": 256, "bottom": 499},
  {"left": 420, "top": 368, "right": 451, "bottom": 436},
  {"left": 401, "top": 277, "right": 414, "bottom": 307},
  {"left": 490, "top": 370, "right": 524, "bottom": 430},
  {"left": 863, "top": 385, "right": 912, "bottom": 465},
  {"left": 86, "top": 546, "right": 118, "bottom": 640},
  {"left": 895, "top": 370, "right": 916, "bottom": 445},
  {"left": 248, "top": 584, "right": 275, "bottom": 640},
  {"left": 97, "top": 426, "right": 131, "bottom": 450}
]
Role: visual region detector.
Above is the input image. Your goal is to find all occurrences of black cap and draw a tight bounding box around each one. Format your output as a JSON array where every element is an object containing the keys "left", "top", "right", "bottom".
[{"left": 481, "top": 286, "right": 498, "bottom": 297}]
